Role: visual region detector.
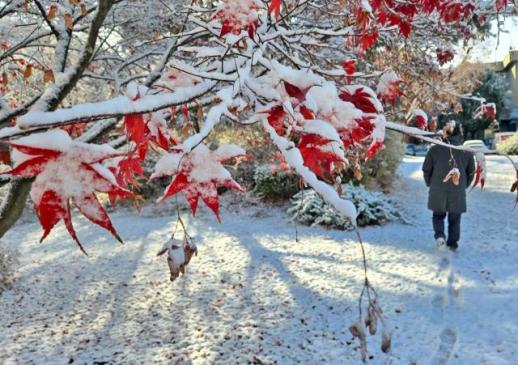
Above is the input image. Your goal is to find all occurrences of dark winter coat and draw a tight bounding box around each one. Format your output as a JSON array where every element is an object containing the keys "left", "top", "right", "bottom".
[{"left": 422, "top": 143, "right": 475, "bottom": 213}]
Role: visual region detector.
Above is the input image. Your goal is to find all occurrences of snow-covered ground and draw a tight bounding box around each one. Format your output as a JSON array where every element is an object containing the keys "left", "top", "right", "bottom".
[{"left": 0, "top": 156, "right": 517, "bottom": 364}]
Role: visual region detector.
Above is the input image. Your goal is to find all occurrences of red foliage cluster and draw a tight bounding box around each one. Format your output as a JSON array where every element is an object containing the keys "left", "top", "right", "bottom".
[
  {"left": 436, "top": 48, "right": 455, "bottom": 65},
  {"left": 265, "top": 80, "right": 384, "bottom": 183},
  {"left": 1, "top": 133, "right": 131, "bottom": 253}
]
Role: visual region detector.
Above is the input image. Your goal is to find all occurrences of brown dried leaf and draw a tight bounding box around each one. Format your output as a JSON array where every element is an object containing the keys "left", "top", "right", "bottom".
[
  {"left": 43, "top": 69, "right": 55, "bottom": 84},
  {"left": 183, "top": 242, "right": 198, "bottom": 267},
  {"left": 366, "top": 306, "right": 378, "bottom": 335},
  {"left": 23, "top": 64, "right": 32, "bottom": 79},
  {"left": 161, "top": 239, "right": 198, "bottom": 282},
  {"left": 354, "top": 165, "right": 362, "bottom": 181},
  {"left": 443, "top": 168, "right": 460, "bottom": 186},
  {"left": 381, "top": 330, "right": 391, "bottom": 353},
  {"left": 80, "top": 3, "right": 87, "bottom": 16},
  {"left": 196, "top": 102, "right": 204, "bottom": 118},
  {"left": 181, "top": 122, "right": 192, "bottom": 138},
  {"left": 69, "top": 0, "right": 78, "bottom": 5},
  {"left": 1, "top": 72, "right": 7, "bottom": 86},
  {"left": 47, "top": 4, "right": 58, "bottom": 21},
  {"left": 64, "top": 13, "right": 73, "bottom": 30},
  {"left": 349, "top": 322, "right": 367, "bottom": 362}
]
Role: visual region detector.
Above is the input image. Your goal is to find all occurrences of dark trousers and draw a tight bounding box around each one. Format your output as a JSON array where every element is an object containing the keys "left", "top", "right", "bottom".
[{"left": 433, "top": 212, "right": 461, "bottom": 246}]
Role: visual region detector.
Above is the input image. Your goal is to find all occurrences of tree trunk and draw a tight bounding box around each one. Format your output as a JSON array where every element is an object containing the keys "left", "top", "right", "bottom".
[
  {"left": 0, "top": 1, "right": 114, "bottom": 240},
  {"left": 0, "top": 179, "right": 32, "bottom": 239}
]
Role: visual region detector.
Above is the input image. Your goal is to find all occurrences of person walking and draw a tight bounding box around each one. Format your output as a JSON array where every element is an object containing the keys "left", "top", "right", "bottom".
[{"left": 422, "top": 121, "right": 475, "bottom": 251}]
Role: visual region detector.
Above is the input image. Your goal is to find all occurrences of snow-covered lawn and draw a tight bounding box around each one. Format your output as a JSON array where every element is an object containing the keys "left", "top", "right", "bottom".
[{"left": 0, "top": 156, "right": 516, "bottom": 364}]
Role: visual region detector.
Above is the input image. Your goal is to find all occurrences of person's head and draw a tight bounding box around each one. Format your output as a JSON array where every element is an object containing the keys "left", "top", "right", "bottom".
[{"left": 443, "top": 120, "right": 456, "bottom": 136}]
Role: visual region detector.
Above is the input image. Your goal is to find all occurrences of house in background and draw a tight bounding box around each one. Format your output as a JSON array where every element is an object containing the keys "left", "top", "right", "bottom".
[{"left": 496, "top": 50, "right": 518, "bottom": 132}]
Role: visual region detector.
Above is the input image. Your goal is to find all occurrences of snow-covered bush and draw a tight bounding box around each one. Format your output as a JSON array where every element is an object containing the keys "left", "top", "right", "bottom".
[
  {"left": 289, "top": 183, "right": 404, "bottom": 230},
  {"left": 497, "top": 133, "right": 518, "bottom": 155},
  {"left": 351, "top": 130, "right": 405, "bottom": 192},
  {"left": 0, "top": 246, "right": 17, "bottom": 294},
  {"left": 253, "top": 165, "right": 299, "bottom": 201}
]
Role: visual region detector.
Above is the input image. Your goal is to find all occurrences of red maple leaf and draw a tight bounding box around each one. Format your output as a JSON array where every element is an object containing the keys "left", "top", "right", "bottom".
[
  {"left": 482, "top": 103, "right": 496, "bottom": 120},
  {"left": 398, "top": 21, "right": 412, "bottom": 38},
  {"left": 342, "top": 60, "right": 356, "bottom": 83},
  {"left": 298, "top": 133, "right": 346, "bottom": 182},
  {"left": 123, "top": 114, "right": 148, "bottom": 145},
  {"left": 366, "top": 140, "right": 384, "bottom": 160},
  {"left": 1, "top": 130, "right": 131, "bottom": 253},
  {"left": 339, "top": 87, "right": 381, "bottom": 114},
  {"left": 495, "top": 0, "right": 507, "bottom": 12},
  {"left": 298, "top": 105, "right": 315, "bottom": 120},
  {"left": 471, "top": 164, "right": 485, "bottom": 191},
  {"left": 151, "top": 144, "right": 245, "bottom": 221},
  {"left": 436, "top": 48, "right": 454, "bottom": 65},
  {"left": 268, "top": 0, "right": 282, "bottom": 19},
  {"left": 377, "top": 78, "right": 404, "bottom": 106},
  {"left": 359, "top": 29, "right": 378, "bottom": 50},
  {"left": 350, "top": 116, "right": 375, "bottom": 143},
  {"left": 284, "top": 81, "right": 311, "bottom": 104},
  {"left": 266, "top": 105, "right": 287, "bottom": 136},
  {"left": 112, "top": 155, "right": 144, "bottom": 187}
]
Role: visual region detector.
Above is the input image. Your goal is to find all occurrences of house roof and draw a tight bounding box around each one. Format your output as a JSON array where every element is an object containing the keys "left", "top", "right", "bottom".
[{"left": 496, "top": 50, "right": 518, "bottom": 73}]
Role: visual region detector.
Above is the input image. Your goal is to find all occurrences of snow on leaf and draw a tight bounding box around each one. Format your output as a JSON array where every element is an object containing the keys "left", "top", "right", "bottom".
[
  {"left": 284, "top": 81, "right": 311, "bottom": 104},
  {"left": 413, "top": 108, "right": 428, "bottom": 130},
  {"left": 212, "top": 0, "right": 260, "bottom": 37},
  {"left": 1, "top": 130, "right": 130, "bottom": 252},
  {"left": 157, "top": 238, "right": 198, "bottom": 282},
  {"left": 298, "top": 133, "right": 346, "bottom": 182},
  {"left": 339, "top": 86, "right": 382, "bottom": 114},
  {"left": 152, "top": 144, "right": 245, "bottom": 220},
  {"left": 471, "top": 152, "right": 486, "bottom": 190},
  {"left": 377, "top": 71, "right": 404, "bottom": 105}
]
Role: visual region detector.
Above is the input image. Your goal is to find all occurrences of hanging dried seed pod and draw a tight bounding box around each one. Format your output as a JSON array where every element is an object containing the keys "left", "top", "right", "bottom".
[
  {"left": 443, "top": 167, "right": 460, "bottom": 186},
  {"left": 349, "top": 321, "right": 368, "bottom": 362},
  {"left": 157, "top": 238, "right": 197, "bottom": 282},
  {"left": 365, "top": 305, "right": 378, "bottom": 335}
]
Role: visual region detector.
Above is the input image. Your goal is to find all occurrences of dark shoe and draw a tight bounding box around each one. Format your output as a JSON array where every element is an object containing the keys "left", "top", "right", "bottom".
[{"left": 447, "top": 242, "right": 458, "bottom": 252}]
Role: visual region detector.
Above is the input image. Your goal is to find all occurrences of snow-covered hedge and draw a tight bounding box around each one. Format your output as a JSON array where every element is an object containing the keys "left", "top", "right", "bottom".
[
  {"left": 253, "top": 165, "right": 299, "bottom": 201},
  {"left": 497, "top": 133, "right": 518, "bottom": 155},
  {"left": 0, "top": 246, "right": 17, "bottom": 294},
  {"left": 288, "top": 183, "right": 404, "bottom": 230}
]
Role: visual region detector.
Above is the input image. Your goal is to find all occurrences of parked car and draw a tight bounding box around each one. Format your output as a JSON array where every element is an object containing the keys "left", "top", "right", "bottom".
[
  {"left": 494, "top": 132, "right": 516, "bottom": 148},
  {"left": 462, "top": 140, "right": 492, "bottom": 154},
  {"left": 405, "top": 143, "right": 429, "bottom": 156}
]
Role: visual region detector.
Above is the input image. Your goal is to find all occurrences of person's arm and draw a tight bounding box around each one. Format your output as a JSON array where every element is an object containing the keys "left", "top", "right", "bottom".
[
  {"left": 465, "top": 152, "right": 476, "bottom": 188},
  {"left": 422, "top": 149, "right": 433, "bottom": 187}
]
